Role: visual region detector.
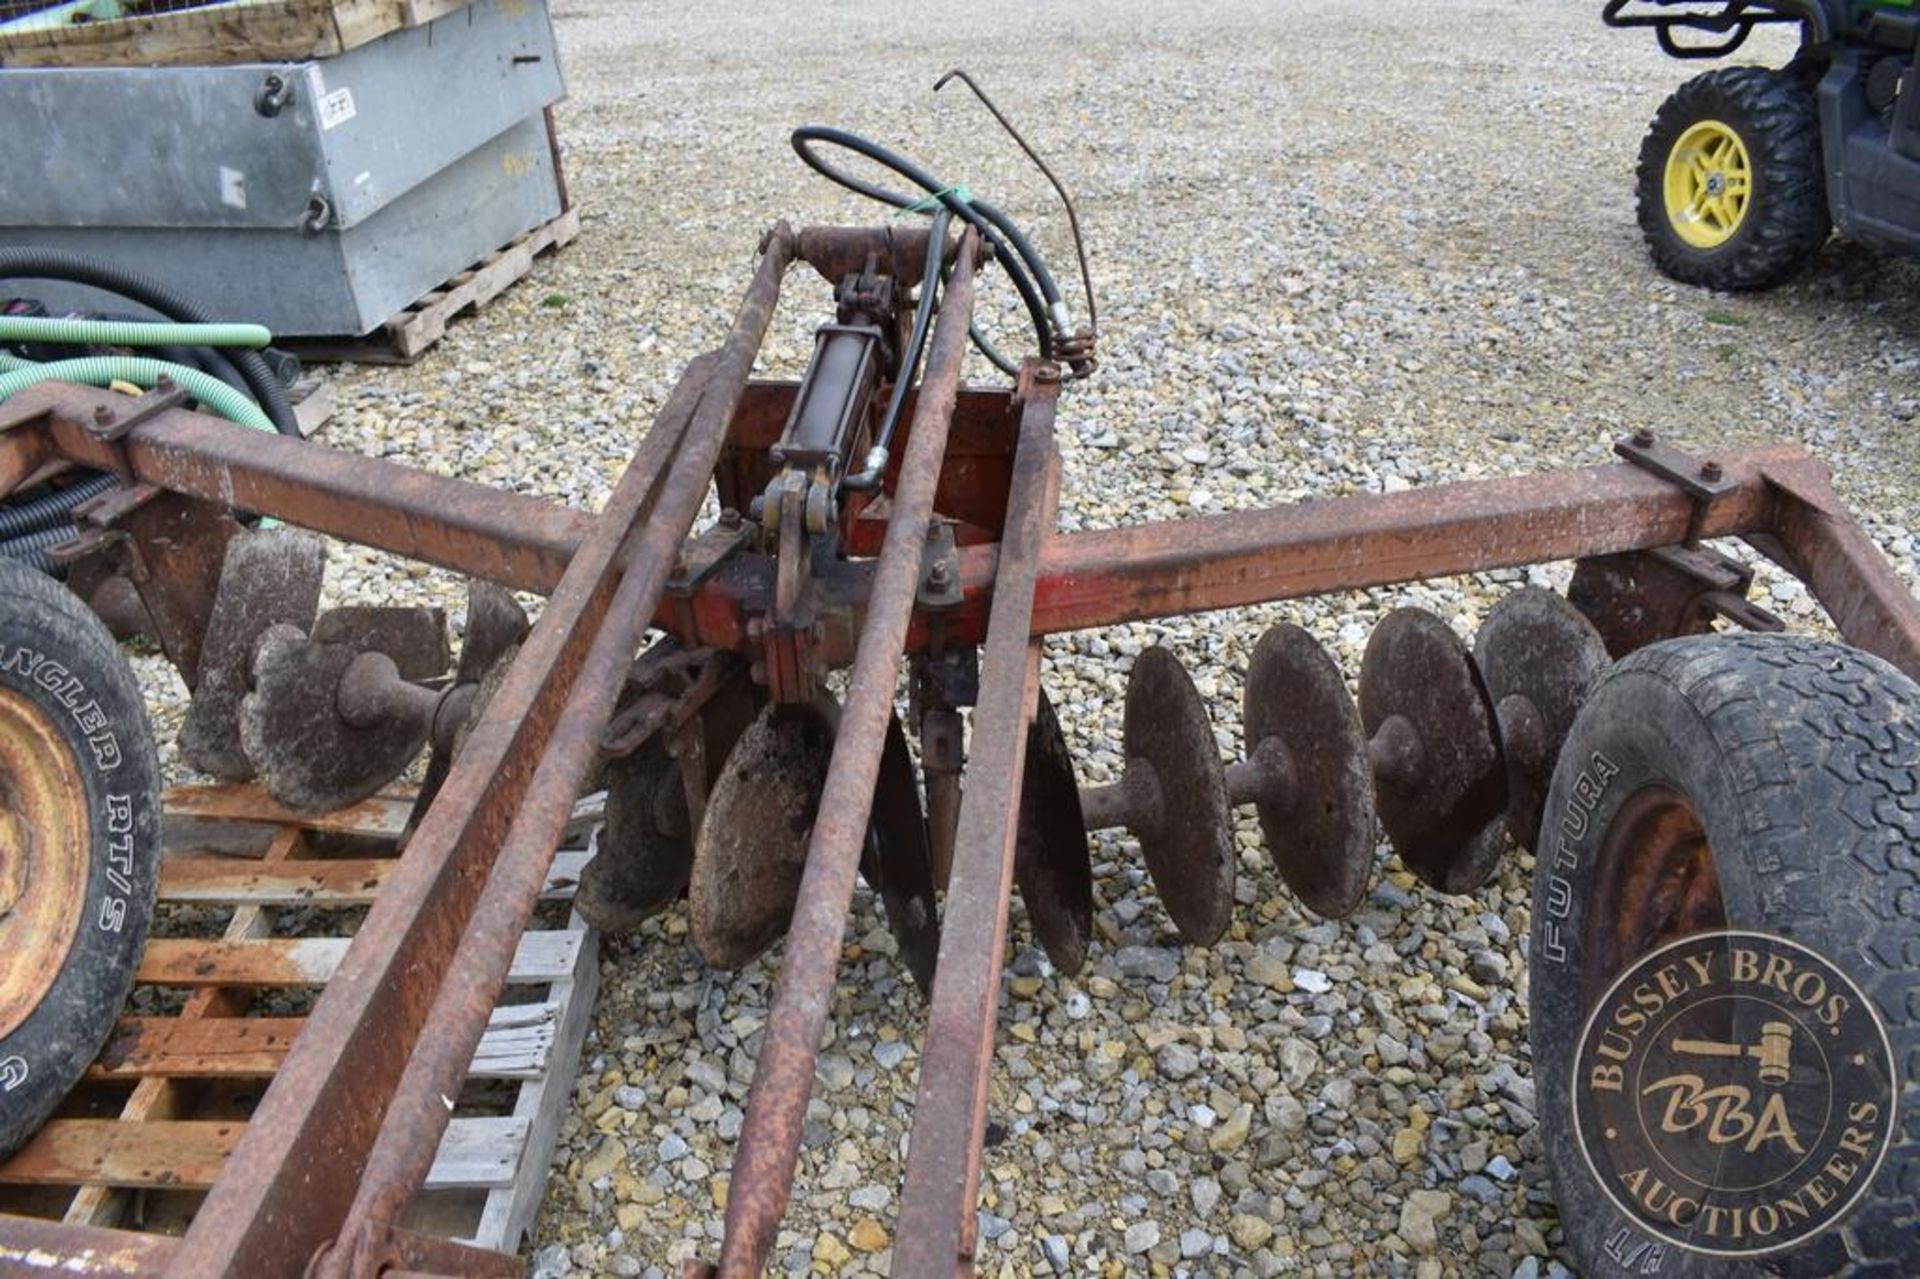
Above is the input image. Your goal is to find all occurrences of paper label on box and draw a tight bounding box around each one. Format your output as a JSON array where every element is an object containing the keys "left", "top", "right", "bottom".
[{"left": 319, "top": 87, "right": 357, "bottom": 131}]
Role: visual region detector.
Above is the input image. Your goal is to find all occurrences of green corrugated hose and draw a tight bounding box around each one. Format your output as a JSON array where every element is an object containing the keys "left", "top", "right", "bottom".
[
  {"left": 0, "top": 314, "right": 272, "bottom": 349},
  {"left": 0, "top": 355, "right": 278, "bottom": 433}
]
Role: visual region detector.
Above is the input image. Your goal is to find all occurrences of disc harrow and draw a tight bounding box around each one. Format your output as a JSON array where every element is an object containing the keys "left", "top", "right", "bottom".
[{"left": 0, "top": 101, "right": 1917, "bottom": 1279}]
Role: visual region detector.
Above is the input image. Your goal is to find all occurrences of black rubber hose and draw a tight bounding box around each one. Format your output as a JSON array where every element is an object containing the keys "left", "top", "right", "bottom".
[
  {"left": 0, "top": 521, "right": 78, "bottom": 573},
  {"left": 0, "top": 249, "right": 299, "bottom": 436},
  {"left": 876, "top": 205, "right": 953, "bottom": 456},
  {"left": 0, "top": 473, "right": 114, "bottom": 538},
  {"left": 790, "top": 126, "right": 1057, "bottom": 361}
]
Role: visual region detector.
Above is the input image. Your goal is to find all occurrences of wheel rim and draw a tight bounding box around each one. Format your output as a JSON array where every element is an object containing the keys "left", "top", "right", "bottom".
[
  {"left": 0, "top": 687, "right": 90, "bottom": 1040},
  {"left": 1583, "top": 783, "right": 1726, "bottom": 1004},
  {"left": 1663, "top": 119, "right": 1753, "bottom": 249}
]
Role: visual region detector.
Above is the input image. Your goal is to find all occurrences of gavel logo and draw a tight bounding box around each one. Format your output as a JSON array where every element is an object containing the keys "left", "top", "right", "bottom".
[{"left": 1671, "top": 1021, "right": 1795, "bottom": 1087}]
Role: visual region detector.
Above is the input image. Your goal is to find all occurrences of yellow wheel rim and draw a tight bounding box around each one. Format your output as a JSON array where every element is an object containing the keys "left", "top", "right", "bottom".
[
  {"left": 1664, "top": 119, "right": 1753, "bottom": 249},
  {"left": 0, "top": 687, "right": 90, "bottom": 1041}
]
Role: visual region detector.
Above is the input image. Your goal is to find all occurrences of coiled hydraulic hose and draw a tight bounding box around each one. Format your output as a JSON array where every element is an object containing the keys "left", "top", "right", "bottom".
[
  {"left": 0, "top": 522, "right": 81, "bottom": 573},
  {"left": 0, "top": 315, "right": 272, "bottom": 350},
  {"left": 791, "top": 125, "right": 1061, "bottom": 372},
  {"left": 0, "top": 355, "right": 278, "bottom": 433},
  {"left": 0, "top": 248, "right": 298, "bottom": 435},
  {"left": 0, "top": 355, "right": 280, "bottom": 567},
  {"left": 0, "top": 472, "right": 113, "bottom": 538}
]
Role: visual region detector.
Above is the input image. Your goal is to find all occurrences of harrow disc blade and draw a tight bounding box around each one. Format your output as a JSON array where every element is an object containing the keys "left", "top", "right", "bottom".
[
  {"left": 859, "top": 714, "right": 941, "bottom": 992},
  {"left": 239, "top": 624, "right": 429, "bottom": 812},
  {"left": 1359, "top": 607, "right": 1508, "bottom": 895},
  {"left": 178, "top": 528, "right": 326, "bottom": 781},
  {"left": 1473, "top": 588, "right": 1609, "bottom": 853},
  {"left": 1126, "top": 646, "right": 1234, "bottom": 945},
  {"left": 403, "top": 580, "right": 531, "bottom": 837},
  {"left": 1245, "top": 624, "right": 1378, "bottom": 918},
  {"left": 1014, "top": 687, "right": 1093, "bottom": 975},
  {"left": 577, "top": 669, "right": 758, "bottom": 935},
  {"left": 455, "top": 580, "right": 531, "bottom": 686},
  {"left": 579, "top": 735, "right": 694, "bottom": 932},
  {"left": 690, "top": 700, "right": 834, "bottom": 968},
  {"left": 310, "top": 606, "right": 449, "bottom": 682}
]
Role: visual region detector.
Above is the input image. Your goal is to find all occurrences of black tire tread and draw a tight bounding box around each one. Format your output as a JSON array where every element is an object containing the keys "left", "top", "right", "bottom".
[
  {"left": 0, "top": 559, "right": 161, "bottom": 1158},
  {"left": 1534, "top": 634, "right": 1919, "bottom": 1274},
  {"left": 1636, "top": 66, "right": 1831, "bottom": 291}
]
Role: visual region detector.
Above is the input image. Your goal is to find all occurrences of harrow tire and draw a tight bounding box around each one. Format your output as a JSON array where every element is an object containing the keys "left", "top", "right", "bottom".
[
  {"left": 1530, "top": 634, "right": 1919, "bottom": 1276},
  {"left": 0, "top": 557, "right": 161, "bottom": 1159},
  {"left": 1636, "top": 66, "right": 1830, "bottom": 292}
]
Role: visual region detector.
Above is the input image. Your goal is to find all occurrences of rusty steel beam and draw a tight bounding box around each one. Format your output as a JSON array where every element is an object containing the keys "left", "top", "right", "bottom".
[
  {"left": 894, "top": 370, "right": 1062, "bottom": 1275},
  {"left": 794, "top": 224, "right": 945, "bottom": 287},
  {"left": 315, "top": 229, "right": 799, "bottom": 1278},
  {"left": 175, "top": 228, "right": 795, "bottom": 1277},
  {"left": 0, "top": 1214, "right": 176, "bottom": 1277},
  {"left": 708, "top": 231, "right": 982, "bottom": 1277},
  {"left": 163, "top": 344, "right": 711, "bottom": 1275},
  {"left": 1753, "top": 459, "right": 1920, "bottom": 679},
  {"left": 1026, "top": 443, "right": 1802, "bottom": 635},
  {"left": 167, "top": 236, "right": 791, "bottom": 1278},
  {"left": 0, "top": 412, "right": 52, "bottom": 498},
  {"left": 8, "top": 381, "right": 589, "bottom": 596}
]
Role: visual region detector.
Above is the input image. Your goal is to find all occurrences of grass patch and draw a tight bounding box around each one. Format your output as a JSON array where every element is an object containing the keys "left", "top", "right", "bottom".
[
  {"left": 541, "top": 293, "right": 571, "bottom": 309},
  {"left": 1703, "top": 309, "right": 1748, "bottom": 327}
]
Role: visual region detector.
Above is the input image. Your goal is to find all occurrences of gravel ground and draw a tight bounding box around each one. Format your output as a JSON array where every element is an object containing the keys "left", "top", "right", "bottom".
[{"left": 126, "top": 0, "right": 1920, "bottom": 1274}]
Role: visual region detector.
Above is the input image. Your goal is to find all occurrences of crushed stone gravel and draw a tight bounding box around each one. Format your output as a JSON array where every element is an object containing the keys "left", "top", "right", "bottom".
[{"left": 122, "top": 1, "right": 1920, "bottom": 1275}]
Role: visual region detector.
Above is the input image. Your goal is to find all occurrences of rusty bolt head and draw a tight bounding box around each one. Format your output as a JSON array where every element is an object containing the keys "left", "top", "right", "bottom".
[
  {"left": 1034, "top": 363, "right": 1063, "bottom": 385},
  {"left": 1699, "top": 460, "right": 1723, "bottom": 482},
  {"left": 928, "top": 561, "right": 952, "bottom": 588},
  {"left": 92, "top": 405, "right": 116, "bottom": 427},
  {"left": 719, "top": 508, "right": 743, "bottom": 529},
  {"left": 1631, "top": 428, "right": 1656, "bottom": 448}
]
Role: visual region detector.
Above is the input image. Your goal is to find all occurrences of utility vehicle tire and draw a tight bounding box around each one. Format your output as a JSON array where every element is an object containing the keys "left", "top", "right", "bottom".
[
  {"left": 1637, "top": 66, "right": 1830, "bottom": 291},
  {"left": 1531, "top": 635, "right": 1919, "bottom": 1275},
  {"left": 0, "top": 557, "right": 161, "bottom": 1158}
]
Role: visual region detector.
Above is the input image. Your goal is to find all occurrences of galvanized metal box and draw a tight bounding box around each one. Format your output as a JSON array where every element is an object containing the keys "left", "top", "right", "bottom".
[{"left": 0, "top": 0, "right": 565, "bottom": 337}]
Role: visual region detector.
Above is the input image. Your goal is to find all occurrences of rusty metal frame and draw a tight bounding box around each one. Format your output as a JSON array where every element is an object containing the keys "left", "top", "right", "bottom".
[{"left": 0, "top": 222, "right": 1915, "bottom": 1277}]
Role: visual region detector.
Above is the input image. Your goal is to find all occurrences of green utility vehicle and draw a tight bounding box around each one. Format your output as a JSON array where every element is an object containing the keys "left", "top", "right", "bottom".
[{"left": 1606, "top": 0, "right": 1920, "bottom": 287}]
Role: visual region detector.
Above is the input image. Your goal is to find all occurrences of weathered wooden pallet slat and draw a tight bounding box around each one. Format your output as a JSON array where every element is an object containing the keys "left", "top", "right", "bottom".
[
  {"left": 283, "top": 207, "right": 581, "bottom": 365},
  {"left": 157, "top": 849, "right": 589, "bottom": 906},
  {"left": 0, "top": 0, "right": 476, "bottom": 70},
  {"left": 92, "top": 997, "right": 566, "bottom": 1082},
  {"left": 0, "top": 782, "right": 601, "bottom": 1255},
  {"left": 137, "top": 927, "right": 581, "bottom": 988},
  {"left": 0, "top": 1115, "right": 527, "bottom": 1192},
  {"left": 90, "top": 1017, "right": 305, "bottom": 1081}
]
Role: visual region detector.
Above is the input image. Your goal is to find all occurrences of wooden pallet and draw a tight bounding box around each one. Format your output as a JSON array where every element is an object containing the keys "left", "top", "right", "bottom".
[
  {"left": 0, "top": 782, "right": 600, "bottom": 1256},
  {"left": 284, "top": 207, "right": 581, "bottom": 366},
  {"left": 0, "top": 1, "right": 472, "bottom": 70}
]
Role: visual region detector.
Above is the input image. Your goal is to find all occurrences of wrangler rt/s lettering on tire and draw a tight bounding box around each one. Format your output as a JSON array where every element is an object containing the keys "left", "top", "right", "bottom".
[
  {"left": 1530, "top": 634, "right": 1919, "bottom": 1275},
  {"left": 0, "top": 557, "right": 161, "bottom": 1159}
]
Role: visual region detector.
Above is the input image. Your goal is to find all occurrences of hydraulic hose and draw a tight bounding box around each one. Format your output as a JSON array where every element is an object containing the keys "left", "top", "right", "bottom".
[
  {"left": 791, "top": 125, "right": 1059, "bottom": 363},
  {"left": 0, "top": 248, "right": 299, "bottom": 435},
  {"left": 844, "top": 205, "right": 954, "bottom": 491},
  {"left": 0, "top": 472, "right": 114, "bottom": 538},
  {"left": 0, "top": 522, "right": 79, "bottom": 573},
  {"left": 0, "top": 355, "right": 279, "bottom": 433},
  {"left": 0, "top": 314, "right": 272, "bottom": 350}
]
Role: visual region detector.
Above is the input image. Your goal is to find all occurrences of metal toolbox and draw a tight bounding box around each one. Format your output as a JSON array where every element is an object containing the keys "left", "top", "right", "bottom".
[{"left": 0, "top": 0, "right": 565, "bottom": 336}]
